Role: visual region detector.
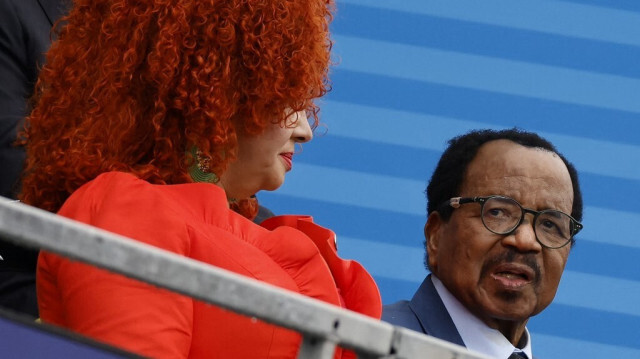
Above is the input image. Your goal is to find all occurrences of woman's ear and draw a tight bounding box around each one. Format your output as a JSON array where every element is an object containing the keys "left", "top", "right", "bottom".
[{"left": 425, "top": 211, "right": 443, "bottom": 273}]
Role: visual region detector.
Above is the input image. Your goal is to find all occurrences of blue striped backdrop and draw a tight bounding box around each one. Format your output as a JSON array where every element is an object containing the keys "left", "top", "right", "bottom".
[{"left": 261, "top": 1, "right": 640, "bottom": 357}]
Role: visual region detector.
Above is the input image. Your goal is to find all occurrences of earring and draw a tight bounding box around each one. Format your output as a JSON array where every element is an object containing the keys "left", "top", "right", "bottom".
[{"left": 188, "top": 147, "right": 219, "bottom": 184}]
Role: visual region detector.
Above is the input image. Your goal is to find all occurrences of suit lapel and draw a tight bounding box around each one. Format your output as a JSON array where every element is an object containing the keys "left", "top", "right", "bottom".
[
  {"left": 36, "top": 0, "right": 68, "bottom": 26},
  {"left": 408, "top": 275, "right": 466, "bottom": 347}
]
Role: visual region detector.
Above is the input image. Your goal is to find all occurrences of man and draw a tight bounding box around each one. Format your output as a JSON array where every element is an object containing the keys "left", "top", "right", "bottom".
[
  {"left": 382, "top": 129, "right": 583, "bottom": 359},
  {"left": 0, "top": 0, "right": 69, "bottom": 317}
]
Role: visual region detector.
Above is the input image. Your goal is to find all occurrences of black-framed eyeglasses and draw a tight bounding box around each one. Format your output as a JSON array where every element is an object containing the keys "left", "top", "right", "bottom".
[{"left": 447, "top": 195, "right": 583, "bottom": 249}]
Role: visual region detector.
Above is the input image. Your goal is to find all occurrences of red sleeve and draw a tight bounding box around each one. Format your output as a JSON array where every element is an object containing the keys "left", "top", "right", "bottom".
[
  {"left": 261, "top": 216, "right": 382, "bottom": 359},
  {"left": 261, "top": 215, "right": 382, "bottom": 319},
  {"left": 38, "top": 172, "right": 193, "bottom": 358}
]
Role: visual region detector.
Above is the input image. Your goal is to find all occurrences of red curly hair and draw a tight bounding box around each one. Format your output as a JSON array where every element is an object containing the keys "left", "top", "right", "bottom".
[{"left": 20, "top": 0, "right": 334, "bottom": 217}]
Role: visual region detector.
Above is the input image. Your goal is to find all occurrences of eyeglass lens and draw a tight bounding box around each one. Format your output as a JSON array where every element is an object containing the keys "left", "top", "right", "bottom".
[{"left": 481, "top": 197, "right": 572, "bottom": 248}]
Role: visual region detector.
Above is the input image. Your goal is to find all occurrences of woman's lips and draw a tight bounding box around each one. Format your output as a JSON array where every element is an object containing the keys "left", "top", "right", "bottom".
[{"left": 279, "top": 152, "right": 293, "bottom": 171}]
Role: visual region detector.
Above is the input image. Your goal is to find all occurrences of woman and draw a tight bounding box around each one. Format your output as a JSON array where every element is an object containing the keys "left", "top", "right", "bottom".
[{"left": 20, "top": 0, "right": 381, "bottom": 357}]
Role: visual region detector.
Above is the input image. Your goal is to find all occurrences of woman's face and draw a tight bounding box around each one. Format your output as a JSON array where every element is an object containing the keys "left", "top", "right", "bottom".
[{"left": 219, "top": 111, "right": 313, "bottom": 199}]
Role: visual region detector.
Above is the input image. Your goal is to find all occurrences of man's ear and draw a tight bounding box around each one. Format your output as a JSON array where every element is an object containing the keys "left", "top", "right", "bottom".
[{"left": 425, "top": 211, "right": 444, "bottom": 272}]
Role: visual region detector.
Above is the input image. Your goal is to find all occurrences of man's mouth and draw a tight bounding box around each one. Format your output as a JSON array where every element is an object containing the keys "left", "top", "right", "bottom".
[{"left": 491, "top": 263, "right": 535, "bottom": 289}]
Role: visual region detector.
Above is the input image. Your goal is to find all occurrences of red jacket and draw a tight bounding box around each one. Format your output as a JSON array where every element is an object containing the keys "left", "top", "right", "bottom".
[{"left": 37, "top": 172, "right": 381, "bottom": 358}]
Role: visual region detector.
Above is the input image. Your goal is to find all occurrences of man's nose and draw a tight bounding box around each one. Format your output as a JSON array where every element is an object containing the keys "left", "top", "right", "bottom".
[{"left": 502, "top": 216, "right": 542, "bottom": 252}]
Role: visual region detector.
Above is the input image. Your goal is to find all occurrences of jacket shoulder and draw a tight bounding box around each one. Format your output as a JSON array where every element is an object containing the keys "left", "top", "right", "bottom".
[{"left": 382, "top": 300, "right": 424, "bottom": 333}]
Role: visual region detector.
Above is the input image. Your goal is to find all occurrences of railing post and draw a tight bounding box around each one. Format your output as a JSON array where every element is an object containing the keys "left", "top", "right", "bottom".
[{"left": 297, "top": 335, "right": 337, "bottom": 359}]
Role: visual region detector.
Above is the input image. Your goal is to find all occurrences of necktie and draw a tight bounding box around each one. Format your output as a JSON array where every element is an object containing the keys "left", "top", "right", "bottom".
[{"left": 508, "top": 350, "right": 528, "bottom": 359}]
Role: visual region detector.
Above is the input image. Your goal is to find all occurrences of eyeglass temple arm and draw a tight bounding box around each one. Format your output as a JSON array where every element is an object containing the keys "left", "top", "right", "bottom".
[{"left": 449, "top": 197, "right": 478, "bottom": 208}]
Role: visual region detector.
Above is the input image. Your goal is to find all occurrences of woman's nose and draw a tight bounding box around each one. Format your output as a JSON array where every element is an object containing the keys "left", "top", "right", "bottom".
[{"left": 292, "top": 111, "right": 313, "bottom": 143}]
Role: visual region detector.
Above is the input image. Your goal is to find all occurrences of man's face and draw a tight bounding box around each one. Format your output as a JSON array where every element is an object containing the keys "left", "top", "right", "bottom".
[{"left": 426, "top": 140, "right": 574, "bottom": 329}]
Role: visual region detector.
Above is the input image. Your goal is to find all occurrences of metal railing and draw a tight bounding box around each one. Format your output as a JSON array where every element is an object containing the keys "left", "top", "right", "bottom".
[{"left": 0, "top": 197, "right": 490, "bottom": 359}]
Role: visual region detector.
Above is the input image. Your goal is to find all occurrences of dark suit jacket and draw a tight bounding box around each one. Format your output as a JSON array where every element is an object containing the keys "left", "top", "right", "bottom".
[
  {"left": 0, "top": 0, "right": 68, "bottom": 317},
  {"left": 382, "top": 275, "right": 466, "bottom": 347},
  {"left": 0, "top": 0, "right": 67, "bottom": 199},
  {"left": 383, "top": 275, "right": 537, "bottom": 359}
]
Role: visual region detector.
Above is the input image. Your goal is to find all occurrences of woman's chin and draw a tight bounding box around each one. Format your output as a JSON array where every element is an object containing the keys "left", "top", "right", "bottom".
[{"left": 261, "top": 176, "right": 285, "bottom": 192}]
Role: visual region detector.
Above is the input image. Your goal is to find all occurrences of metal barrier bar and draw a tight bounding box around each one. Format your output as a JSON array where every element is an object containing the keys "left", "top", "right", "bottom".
[{"left": 0, "top": 197, "right": 490, "bottom": 359}]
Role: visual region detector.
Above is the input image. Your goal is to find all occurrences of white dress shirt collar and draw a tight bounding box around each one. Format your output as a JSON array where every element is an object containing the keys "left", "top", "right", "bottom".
[{"left": 431, "top": 275, "right": 533, "bottom": 359}]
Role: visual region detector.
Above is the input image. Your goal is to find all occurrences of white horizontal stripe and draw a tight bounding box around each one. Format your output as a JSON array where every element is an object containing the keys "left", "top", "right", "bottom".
[
  {"left": 555, "top": 271, "right": 640, "bottom": 317},
  {"left": 280, "top": 163, "right": 426, "bottom": 216},
  {"left": 338, "top": 0, "right": 640, "bottom": 47},
  {"left": 531, "top": 333, "right": 640, "bottom": 359},
  {"left": 338, "top": 236, "right": 427, "bottom": 283},
  {"left": 322, "top": 101, "right": 493, "bottom": 152},
  {"left": 338, "top": 237, "right": 640, "bottom": 317},
  {"left": 321, "top": 100, "right": 640, "bottom": 181},
  {"left": 580, "top": 206, "right": 639, "bottom": 248},
  {"left": 332, "top": 35, "right": 640, "bottom": 113}
]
